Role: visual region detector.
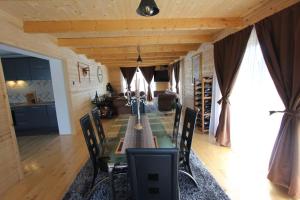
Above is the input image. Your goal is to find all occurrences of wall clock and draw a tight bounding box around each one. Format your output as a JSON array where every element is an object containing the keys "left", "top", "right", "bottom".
[{"left": 97, "top": 65, "right": 103, "bottom": 83}]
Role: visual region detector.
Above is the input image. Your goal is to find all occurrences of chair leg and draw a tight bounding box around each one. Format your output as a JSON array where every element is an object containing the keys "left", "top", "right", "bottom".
[
  {"left": 179, "top": 169, "right": 198, "bottom": 187},
  {"left": 86, "top": 176, "right": 110, "bottom": 199},
  {"left": 91, "top": 167, "right": 98, "bottom": 189},
  {"left": 108, "top": 165, "right": 117, "bottom": 200},
  {"left": 186, "top": 162, "right": 193, "bottom": 177}
]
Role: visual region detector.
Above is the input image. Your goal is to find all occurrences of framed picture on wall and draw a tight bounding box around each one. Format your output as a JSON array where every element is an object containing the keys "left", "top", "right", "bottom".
[
  {"left": 77, "top": 62, "right": 90, "bottom": 83},
  {"left": 191, "top": 53, "right": 203, "bottom": 84}
]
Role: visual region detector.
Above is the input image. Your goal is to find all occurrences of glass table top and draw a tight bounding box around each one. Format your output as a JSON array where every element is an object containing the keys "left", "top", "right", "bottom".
[{"left": 104, "top": 112, "right": 175, "bottom": 164}]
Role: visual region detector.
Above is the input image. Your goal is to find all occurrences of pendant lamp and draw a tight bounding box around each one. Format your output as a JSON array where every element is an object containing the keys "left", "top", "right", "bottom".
[{"left": 136, "top": 0, "right": 159, "bottom": 17}]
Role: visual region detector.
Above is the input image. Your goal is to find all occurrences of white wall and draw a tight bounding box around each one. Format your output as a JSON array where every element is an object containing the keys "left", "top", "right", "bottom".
[{"left": 49, "top": 59, "right": 73, "bottom": 135}]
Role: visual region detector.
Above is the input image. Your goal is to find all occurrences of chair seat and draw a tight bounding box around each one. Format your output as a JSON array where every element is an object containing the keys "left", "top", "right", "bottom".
[
  {"left": 96, "top": 156, "right": 110, "bottom": 172},
  {"left": 99, "top": 138, "right": 119, "bottom": 156}
]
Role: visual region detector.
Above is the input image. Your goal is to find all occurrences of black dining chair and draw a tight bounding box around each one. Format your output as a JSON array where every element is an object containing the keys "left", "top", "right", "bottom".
[
  {"left": 131, "top": 98, "right": 145, "bottom": 114},
  {"left": 178, "top": 107, "right": 198, "bottom": 187},
  {"left": 139, "top": 91, "right": 145, "bottom": 97},
  {"left": 172, "top": 102, "right": 182, "bottom": 147},
  {"left": 126, "top": 148, "right": 179, "bottom": 200},
  {"left": 80, "top": 114, "right": 109, "bottom": 188},
  {"left": 91, "top": 107, "right": 106, "bottom": 145}
]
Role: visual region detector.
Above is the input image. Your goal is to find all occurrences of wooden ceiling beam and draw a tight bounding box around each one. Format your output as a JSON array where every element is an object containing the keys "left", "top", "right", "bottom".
[
  {"left": 58, "top": 35, "right": 212, "bottom": 47},
  {"left": 24, "top": 18, "right": 243, "bottom": 33},
  {"left": 100, "top": 58, "right": 173, "bottom": 64},
  {"left": 102, "top": 62, "right": 172, "bottom": 67},
  {"left": 75, "top": 44, "right": 199, "bottom": 55},
  {"left": 96, "top": 57, "right": 177, "bottom": 63},
  {"left": 86, "top": 52, "right": 186, "bottom": 59},
  {"left": 99, "top": 60, "right": 172, "bottom": 66}
]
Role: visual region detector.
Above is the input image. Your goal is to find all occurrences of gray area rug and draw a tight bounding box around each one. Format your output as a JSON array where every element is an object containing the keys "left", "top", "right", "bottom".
[{"left": 63, "top": 151, "right": 230, "bottom": 200}]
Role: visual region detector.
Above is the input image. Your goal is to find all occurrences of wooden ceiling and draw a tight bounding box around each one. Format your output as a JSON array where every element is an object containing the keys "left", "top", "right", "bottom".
[{"left": 0, "top": 0, "right": 298, "bottom": 67}]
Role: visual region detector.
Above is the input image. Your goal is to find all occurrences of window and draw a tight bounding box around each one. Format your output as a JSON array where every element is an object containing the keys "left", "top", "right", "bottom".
[
  {"left": 230, "top": 28, "right": 284, "bottom": 167},
  {"left": 122, "top": 69, "right": 156, "bottom": 96}
]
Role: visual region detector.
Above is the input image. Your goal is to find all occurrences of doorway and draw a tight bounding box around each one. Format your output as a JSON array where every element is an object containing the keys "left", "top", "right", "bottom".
[{"left": 0, "top": 43, "right": 73, "bottom": 162}]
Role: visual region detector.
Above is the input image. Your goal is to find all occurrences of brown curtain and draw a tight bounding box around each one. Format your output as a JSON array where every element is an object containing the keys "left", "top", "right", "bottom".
[
  {"left": 140, "top": 66, "right": 155, "bottom": 101},
  {"left": 168, "top": 64, "right": 173, "bottom": 91},
  {"left": 214, "top": 26, "right": 252, "bottom": 146},
  {"left": 255, "top": 3, "right": 300, "bottom": 197},
  {"left": 173, "top": 61, "right": 180, "bottom": 94},
  {"left": 120, "top": 67, "right": 137, "bottom": 91}
]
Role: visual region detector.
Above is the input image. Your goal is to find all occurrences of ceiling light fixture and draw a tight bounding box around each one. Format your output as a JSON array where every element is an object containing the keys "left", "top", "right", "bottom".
[{"left": 136, "top": 0, "right": 160, "bottom": 17}]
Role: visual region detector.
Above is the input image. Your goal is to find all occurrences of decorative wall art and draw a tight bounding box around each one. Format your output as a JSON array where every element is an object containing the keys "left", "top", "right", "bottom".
[{"left": 77, "top": 62, "right": 90, "bottom": 83}]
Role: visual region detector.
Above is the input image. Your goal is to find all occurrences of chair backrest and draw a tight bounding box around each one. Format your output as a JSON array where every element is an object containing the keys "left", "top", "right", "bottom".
[
  {"left": 179, "top": 108, "right": 197, "bottom": 165},
  {"left": 126, "top": 148, "right": 179, "bottom": 200},
  {"left": 125, "top": 91, "right": 131, "bottom": 97},
  {"left": 131, "top": 99, "right": 145, "bottom": 114},
  {"left": 139, "top": 91, "right": 145, "bottom": 96},
  {"left": 80, "top": 114, "right": 101, "bottom": 166},
  {"left": 91, "top": 107, "right": 106, "bottom": 144},
  {"left": 173, "top": 102, "right": 182, "bottom": 146}
]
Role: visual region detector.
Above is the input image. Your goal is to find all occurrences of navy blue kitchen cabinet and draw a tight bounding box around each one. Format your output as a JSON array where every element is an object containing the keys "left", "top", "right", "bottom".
[
  {"left": 1, "top": 57, "right": 51, "bottom": 81},
  {"left": 12, "top": 104, "right": 58, "bottom": 135},
  {"left": 1, "top": 57, "right": 31, "bottom": 80},
  {"left": 13, "top": 106, "right": 31, "bottom": 130},
  {"left": 30, "top": 58, "right": 51, "bottom": 80},
  {"left": 27, "top": 105, "right": 48, "bottom": 128},
  {"left": 2, "top": 58, "right": 16, "bottom": 80},
  {"left": 46, "top": 104, "right": 58, "bottom": 129}
]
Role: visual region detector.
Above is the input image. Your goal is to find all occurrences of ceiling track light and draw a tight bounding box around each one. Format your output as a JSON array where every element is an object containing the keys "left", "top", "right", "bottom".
[{"left": 136, "top": 0, "right": 160, "bottom": 17}]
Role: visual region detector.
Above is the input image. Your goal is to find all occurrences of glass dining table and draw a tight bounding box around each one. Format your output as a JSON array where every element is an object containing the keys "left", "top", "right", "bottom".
[
  {"left": 91, "top": 112, "right": 176, "bottom": 200},
  {"left": 104, "top": 112, "right": 176, "bottom": 165}
]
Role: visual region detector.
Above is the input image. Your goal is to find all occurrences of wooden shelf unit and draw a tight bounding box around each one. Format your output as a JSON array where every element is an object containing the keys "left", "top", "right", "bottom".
[{"left": 194, "top": 77, "right": 213, "bottom": 133}]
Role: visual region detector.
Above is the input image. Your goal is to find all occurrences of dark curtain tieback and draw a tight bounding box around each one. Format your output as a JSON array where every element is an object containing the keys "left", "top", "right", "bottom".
[
  {"left": 269, "top": 110, "right": 300, "bottom": 118},
  {"left": 217, "top": 95, "right": 230, "bottom": 105}
]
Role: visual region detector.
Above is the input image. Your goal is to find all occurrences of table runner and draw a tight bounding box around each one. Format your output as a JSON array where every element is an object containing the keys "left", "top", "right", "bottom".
[{"left": 120, "top": 115, "right": 155, "bottom": 153}]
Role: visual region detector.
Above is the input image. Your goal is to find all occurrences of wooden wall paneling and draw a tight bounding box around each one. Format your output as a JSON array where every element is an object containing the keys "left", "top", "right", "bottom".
[
  {"left": 0, "top": 8, "right": 109, "bottom": 194},
  {"left": 107, "top": 67, "right": 123, "bottom": 93},
  {"left": 0, "top": 58, "right": 23, "bottom": 195}
]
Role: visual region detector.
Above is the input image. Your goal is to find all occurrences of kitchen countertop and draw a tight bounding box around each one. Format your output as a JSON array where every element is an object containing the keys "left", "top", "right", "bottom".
[{"left": 10, "top": 102, "right": 55, "bottom": 108}]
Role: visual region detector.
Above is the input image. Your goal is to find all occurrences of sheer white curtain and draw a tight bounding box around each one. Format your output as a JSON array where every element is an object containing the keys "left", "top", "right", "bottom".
[
  {"left": 209, "top": 68, "right": 221, "bottom": 139},
  {"left": 230, "top": 28, "right": 284, "bottom": 166},
  {"left": 122, "top": 69, "right": 155, "bottom": 95}
]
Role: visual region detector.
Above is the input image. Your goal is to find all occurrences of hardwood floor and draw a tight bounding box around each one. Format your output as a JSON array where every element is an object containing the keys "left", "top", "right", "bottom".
[
  {"left": 2, "top": 119, "right": 295, "bottom": 200},
  {"left": 3, "top": 133, "right": 89, "bottom": 200},
  {"left": 192, "top": 131, "right": 294, "bottom": 200}
]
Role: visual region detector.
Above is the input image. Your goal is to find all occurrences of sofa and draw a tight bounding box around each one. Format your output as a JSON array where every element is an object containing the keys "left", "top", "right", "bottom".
[
  {"left": 157, "top": 91, "right": 177, "bottom": 112},
  {"left": 112, "top": 96, "right": 132, "bottom": 115}
]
